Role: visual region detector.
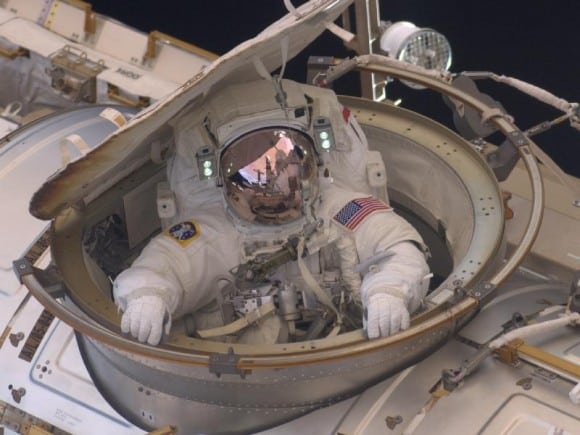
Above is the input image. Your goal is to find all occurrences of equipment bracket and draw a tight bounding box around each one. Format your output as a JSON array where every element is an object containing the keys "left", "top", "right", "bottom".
[
  {"left": 469, "top": 281, "right": 497, "bottom": 306},
  {"left": 208, "top": 347, "right": 250, "bottom": 379},
  {"left": 13, "top": 259, "right": 66, "bottom": 299}
]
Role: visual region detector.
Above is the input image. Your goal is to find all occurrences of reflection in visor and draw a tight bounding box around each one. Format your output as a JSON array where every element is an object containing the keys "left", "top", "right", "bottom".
[{"left": 221, "top": 128, "right": 317, "bottom": 225}]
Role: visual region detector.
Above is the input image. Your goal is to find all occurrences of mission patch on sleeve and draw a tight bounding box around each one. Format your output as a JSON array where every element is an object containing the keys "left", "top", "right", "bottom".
[{"left": 164, "top": 220, "right": 200, "bottom": 247}]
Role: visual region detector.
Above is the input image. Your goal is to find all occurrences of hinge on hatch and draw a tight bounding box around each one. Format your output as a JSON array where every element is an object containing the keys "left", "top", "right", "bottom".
[
  {"left": 208, "top": 347, "right": 251, "bottom": 379},
  {"left": 469, "top": 281, "right": 497, "bottom": 306}
]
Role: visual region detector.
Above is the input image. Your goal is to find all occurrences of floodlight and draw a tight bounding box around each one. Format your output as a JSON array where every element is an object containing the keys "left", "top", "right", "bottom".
[{"left": 380, "top": 21, "right": 452, "bottom": 88}]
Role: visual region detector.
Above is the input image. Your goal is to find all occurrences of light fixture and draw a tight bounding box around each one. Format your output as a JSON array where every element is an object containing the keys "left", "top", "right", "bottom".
[
  {"left": 380, "top": 21, "right": 452, "bottom": 88},
  {"left": 196, "top": 146, "right": 217, "bottom": 180},
  {"left": 313, "top": 117, "right": 335, "bottom": 153}
]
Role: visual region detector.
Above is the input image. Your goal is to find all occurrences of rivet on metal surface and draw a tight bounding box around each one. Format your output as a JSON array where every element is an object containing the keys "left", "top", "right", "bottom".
[
  {"left": 10, "top": 387, "right": 26, "bottom": 404},
  {"left": 573, "top": 199, "right": 580, "bottom": 208},
  {"left": 502, "top": 190, "right": 514, "bottom": 220},
  {"left": 12, "top": 259, "right": 34, "bottom": 283},
  {"left": 385, "top": 415, "right": 403, "bottom": 430},
  {"left": 8, "top": 332, "right": 24, "bottom": 347},
  {"left": 516, "top": 377, "right": 533, "bottom": 391}
]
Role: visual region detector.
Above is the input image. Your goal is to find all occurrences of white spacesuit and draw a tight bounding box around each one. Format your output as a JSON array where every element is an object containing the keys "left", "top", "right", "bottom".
[{"left": 113, "top": 79, "right": 430, "bottom": 345}]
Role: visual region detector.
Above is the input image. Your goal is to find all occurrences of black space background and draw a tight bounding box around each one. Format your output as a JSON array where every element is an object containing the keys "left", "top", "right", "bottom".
[{"left": 90, "top": 0, "right": 580, "bottom": 177}]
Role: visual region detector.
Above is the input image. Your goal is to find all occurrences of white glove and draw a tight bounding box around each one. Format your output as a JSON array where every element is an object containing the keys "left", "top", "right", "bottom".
[
  {"left": 365, "top": 293, "right": 410, "bottom": 339},
  {"left": 121, "top": 295, "right": 169, "bottom": 345},
  {"left": 570, "top": 381, "right": 580, "bottom": 405}
]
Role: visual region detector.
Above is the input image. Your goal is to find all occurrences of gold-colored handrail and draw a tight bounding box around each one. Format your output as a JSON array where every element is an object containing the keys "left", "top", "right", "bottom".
[
  {"left": 497, "top": 338, "right": 580, "bottom": 379},
  {"left": 107, "top": 84, "right": 150, "bottom": 108},
  {"left": 0, "top": 46, "right": 28, "bottom": 60}
]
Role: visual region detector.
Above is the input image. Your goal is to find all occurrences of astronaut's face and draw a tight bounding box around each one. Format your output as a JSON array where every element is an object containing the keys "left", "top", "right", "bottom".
[{"left": 220, "top": 127, "right": 318, "bottom": 225}]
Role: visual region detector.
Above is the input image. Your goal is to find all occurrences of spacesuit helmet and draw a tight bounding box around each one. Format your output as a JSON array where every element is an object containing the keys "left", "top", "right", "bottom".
[{"left": 220, "top": 126, "right": 319, "bottom": 225}]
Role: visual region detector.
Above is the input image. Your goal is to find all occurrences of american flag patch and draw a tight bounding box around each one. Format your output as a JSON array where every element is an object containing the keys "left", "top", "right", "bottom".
[{"left": 334, "top": 197, "right": 390, "bottom": 230}]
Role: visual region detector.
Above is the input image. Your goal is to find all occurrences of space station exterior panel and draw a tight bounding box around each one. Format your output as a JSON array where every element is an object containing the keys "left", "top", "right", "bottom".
[
  {"left": 0, "top": 7, "right": 15, "bottom": 24},
  {"left": 1, "top": 0, "right": 47, "bottom": 23},
  {"left": 0, "top": 17, "right": 65, "bottom": 57},
  {"left": 0, "top": 0, "right": 218, "bottom": 122},
  {"left": 0, "top": 105, "right": 145, "bottom": 434}
]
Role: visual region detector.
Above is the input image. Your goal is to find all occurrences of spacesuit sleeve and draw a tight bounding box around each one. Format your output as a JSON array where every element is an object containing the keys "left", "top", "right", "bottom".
[
  {"left": 350, "top": 210, "right": 430, "bottom": 313},
  {"left": 113, "top": 226, "right": 202, "bottom": 315}
]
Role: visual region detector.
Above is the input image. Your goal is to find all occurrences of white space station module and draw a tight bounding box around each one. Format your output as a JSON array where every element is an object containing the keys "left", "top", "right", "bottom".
[{"left": 0, "top": 1, "right": 579, "bottom": 434}]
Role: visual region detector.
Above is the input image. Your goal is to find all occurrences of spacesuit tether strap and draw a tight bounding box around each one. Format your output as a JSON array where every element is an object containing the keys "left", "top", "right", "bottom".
[
  {"left": 296, "top": 237, "right": 343, "bottom": 325},
  {"left": 196, "top": 302, "right": 276, "bottom": 338}
]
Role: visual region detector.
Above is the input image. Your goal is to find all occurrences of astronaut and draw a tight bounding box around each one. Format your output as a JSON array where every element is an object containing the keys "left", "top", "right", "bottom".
[{"left": 113, "top": 79, "right": 430, "bottom": 345}]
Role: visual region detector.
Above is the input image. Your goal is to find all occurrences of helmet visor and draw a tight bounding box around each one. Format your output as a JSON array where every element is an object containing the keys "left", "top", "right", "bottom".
[{"left": 221, "top": 128, "right": 318, "bottom": 225}]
